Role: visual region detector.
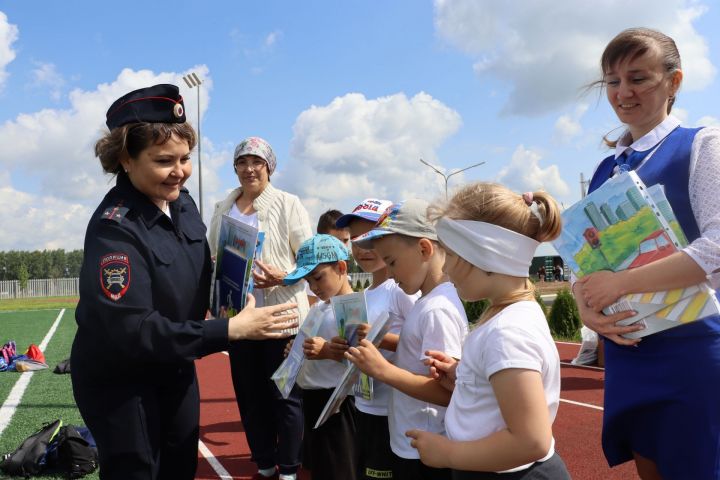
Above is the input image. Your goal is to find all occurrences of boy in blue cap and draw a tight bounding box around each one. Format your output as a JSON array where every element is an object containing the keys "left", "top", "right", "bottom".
[{"left": 283, "top": 234, "right": 359, "bottom": 480}]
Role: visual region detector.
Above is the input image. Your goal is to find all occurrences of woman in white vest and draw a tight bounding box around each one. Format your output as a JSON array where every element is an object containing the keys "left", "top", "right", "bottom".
[{"left": 208, "top": 136, "right": 312, "bottom": 480}]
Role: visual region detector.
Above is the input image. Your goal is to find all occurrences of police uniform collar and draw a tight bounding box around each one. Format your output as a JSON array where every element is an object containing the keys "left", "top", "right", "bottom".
[{"left": 115, "top": 172, "right": 173, "bottom": 227}]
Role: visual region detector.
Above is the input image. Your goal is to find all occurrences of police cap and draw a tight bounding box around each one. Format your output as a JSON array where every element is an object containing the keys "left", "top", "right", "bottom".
[{"left": 105, "top": 84, "right": 186, "bottom": 130}]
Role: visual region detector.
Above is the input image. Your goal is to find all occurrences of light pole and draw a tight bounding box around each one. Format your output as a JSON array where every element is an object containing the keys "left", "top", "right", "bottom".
[
  {"left": 182, "top": 72, "right": 204, "bottom": 219},
  {"left": 580, "top": 172, "right": 590, "bottom": 199},
  {"left": 419, "top": 158, "right": 486, "bottom": 199}
]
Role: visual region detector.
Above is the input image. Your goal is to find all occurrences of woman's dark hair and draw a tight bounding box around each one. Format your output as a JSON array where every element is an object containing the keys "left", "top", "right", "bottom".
[
  {"left": 588, "top": 28, "right": 682, "bottom": 147},
  {"left": 95, "top": 122, "right": 197, "bottom": 174}
]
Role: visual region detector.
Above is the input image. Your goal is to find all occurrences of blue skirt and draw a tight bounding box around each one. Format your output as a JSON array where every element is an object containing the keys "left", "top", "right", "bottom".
[{"left": 603, "top": 315, "right": 720, "bottom": 479}]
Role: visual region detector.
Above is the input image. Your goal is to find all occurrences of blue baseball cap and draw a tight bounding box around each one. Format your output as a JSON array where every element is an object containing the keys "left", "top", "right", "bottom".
[
  {"left": 335, "top": 198, "right": 393, "bottom": 228},
  {"left": 283, "top": 234, "right": 350, "bottom": 285}
]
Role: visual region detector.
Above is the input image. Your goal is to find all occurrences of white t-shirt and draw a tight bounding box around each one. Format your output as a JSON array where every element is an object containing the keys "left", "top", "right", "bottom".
[
  {"left": 445, "top": 301, "right": 560, "bottom": 472},
  {"left": 355, "top": 279, "right": 418, "bottom": 416},
  {"left": 228, "top": 203, "right": 264, "bottom": 307},
  {"left": 389, "top": 281, "right": 469, "bottom": 459},
  {"left": 296, "top": 300, "right": 346, "bottom": 390}
]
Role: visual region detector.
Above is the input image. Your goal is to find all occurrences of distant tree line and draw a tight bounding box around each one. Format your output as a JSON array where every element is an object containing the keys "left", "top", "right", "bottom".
[{"left": 0, "top": 250, "right": 84, "bottom": 281}]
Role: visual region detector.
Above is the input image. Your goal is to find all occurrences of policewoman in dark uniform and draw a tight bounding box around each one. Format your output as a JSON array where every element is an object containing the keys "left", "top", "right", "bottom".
[{"left": 71, "top": 84, "right": 298, "bottom": 480}]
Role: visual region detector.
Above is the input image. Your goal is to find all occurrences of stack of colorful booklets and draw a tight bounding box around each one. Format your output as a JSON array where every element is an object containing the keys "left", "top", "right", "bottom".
[{"left": 552, "top": 171, "right": 719, "bottom": 338}]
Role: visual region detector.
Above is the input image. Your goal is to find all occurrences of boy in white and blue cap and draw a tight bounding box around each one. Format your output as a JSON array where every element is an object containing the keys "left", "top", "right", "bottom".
[{"left": 283, "top": 234, "right": 360, "bottom": 480}]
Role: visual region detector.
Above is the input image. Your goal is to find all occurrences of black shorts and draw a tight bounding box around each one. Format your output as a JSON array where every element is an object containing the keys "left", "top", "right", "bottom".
[
  {"left": 393, "top": 455, "right": 451, "bottom": 480},
  {"left": 356, "top": 410, "right": 394, "bottom": 479},
  {"left": 301, "top": 387, "right": 359, "bottom": 480},
  {"left": 451, "top": 453, "right": 571, "bottom": 480}
]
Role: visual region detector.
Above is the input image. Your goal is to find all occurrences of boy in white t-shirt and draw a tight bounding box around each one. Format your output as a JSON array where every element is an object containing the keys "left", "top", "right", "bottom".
[
  {"left": 347, "top": 199, "right": 469, "bottom": 480},
  {"left": 332, "top": 198, "right": 418, "bottom": 480},
  {"left": 282, "top": 234, "right": 358, "bottom": 480}
]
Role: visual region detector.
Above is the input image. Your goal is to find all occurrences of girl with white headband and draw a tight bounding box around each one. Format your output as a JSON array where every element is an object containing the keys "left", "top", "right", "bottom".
[{"left": 405, "top": 182, "right": 570, "bottom": 480}]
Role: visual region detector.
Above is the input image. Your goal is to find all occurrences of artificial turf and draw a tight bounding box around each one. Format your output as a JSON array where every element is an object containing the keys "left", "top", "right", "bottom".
[{"left": 0, "top": 307, "right": 100, "bottom": 480}]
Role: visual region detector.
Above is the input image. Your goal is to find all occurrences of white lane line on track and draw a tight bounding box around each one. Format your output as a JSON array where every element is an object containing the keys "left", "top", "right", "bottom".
[
  {"left": 555, "top": 341, "right": 581, "bottom": 345},
  {"left": 198, "top": 440, "right": 233, "bottom": 479},
  {"left": 560, "top": 398, "right": 604, "bottom": 411},
  {"left": 560, "top": 361, "right": 604, "bottom": 371},
  {"left": 0, "top": 308, "right": 65, "bottom": 437}
]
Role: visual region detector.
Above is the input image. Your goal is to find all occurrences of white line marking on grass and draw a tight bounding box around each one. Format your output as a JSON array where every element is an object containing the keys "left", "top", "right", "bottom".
[
  {"left": 0, "top": 308, "right": 66, "bottom": 437},
  {"left": 0, "top": 308, "right": 70, "bottom": 315},
  {"left": 560, "top": 398, "right": 604, "bottom": 411},
  {"left": 560, "top": 361, "right": 605, "bottom": 371},
  {"left": 198, "top": 440, "right": 233, "bottom": 479}
]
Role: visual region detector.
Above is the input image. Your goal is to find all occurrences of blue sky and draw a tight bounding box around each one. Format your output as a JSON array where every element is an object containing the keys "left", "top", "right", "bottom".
[{"left": 1, "top": 0, "right": 719, "bottom": 251}]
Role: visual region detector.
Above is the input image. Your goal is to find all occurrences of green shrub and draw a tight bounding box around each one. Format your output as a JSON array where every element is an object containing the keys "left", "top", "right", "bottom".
[
  {"left": 354, "top": 279, "right": 363, "bottom": 291},
  {"left": 548, "top": 288, "right": 581, "bottom": 338},
  {"left": 463, "top": 299, "right": 490, "bottom": 324},
  {"left": 534, "top": 290, "right": 547, "bottom": 317},
  {"left": 363, "top": 278, "right": 371, "bottom": 289}
]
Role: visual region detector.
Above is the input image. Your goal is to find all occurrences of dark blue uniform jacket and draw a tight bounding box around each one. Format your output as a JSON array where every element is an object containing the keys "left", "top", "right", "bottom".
[{"left": 72, "top": 172, "right": 228, "bottom": 384}]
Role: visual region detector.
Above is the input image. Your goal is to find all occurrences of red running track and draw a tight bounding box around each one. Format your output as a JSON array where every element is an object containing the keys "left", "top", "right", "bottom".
[{"left": 195, "top": 344, "right": 639, "bottom": 479}]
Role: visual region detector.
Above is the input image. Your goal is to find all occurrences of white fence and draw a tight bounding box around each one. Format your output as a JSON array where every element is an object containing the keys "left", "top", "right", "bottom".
[
  {"left": 348, "top": 272, "right": 373, "bottom": 288},
  {"left": 0, "top": 273, "right": 375, "bottom": 300},
  {"left": 0, "top": 278, "right": 80, "bottom": 299}
]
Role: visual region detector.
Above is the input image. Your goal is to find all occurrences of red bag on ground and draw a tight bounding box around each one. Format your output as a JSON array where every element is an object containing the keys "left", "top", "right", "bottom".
[{"left": 25, "top": 344, "right": 46, "bottom": 364}]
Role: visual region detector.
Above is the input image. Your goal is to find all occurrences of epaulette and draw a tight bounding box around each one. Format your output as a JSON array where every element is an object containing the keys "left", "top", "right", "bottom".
[{"left": 100, "top": 201, "right": 130, "bottom": 223}]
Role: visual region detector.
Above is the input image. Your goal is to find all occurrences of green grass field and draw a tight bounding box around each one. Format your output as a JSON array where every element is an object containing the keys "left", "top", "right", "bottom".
[{"left": 0, "top": 298, "right": 99, "bottom": 480}]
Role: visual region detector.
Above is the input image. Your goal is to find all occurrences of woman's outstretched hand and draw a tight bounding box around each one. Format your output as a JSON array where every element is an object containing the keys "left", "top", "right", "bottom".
[{"left": 228, "top": 294, "right": 298, "bottom": 340}]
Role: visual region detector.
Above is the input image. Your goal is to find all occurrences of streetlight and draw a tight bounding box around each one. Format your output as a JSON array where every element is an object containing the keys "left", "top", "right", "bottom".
[
  {"left": 182, "top": 72, "right": 204, "bottom": 219},
  {"left": 580, "top": 172, "right": 590, "bottom": 199},
  {"left": 419, "top": 158, "right": 486, "bottom": 199}
]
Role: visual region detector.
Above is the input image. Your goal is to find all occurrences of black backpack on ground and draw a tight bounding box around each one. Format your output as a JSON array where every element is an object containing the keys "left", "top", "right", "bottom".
[
  {"left": 54, "top": 425, "right": 98, "bottom": 478},
  {"left": 0, "top": 419, "right": 63, "bottom": 477},
  {"left": 1, "top": 420, "right": 98, "bottom": 479}
]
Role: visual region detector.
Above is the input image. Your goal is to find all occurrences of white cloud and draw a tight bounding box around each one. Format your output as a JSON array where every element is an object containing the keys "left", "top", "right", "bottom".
[
  {"left": 696, "top": 115, "right": 720, "bottom": 127},
  {"left": 31, "top": 62, "right": 65, "bottom": 101},
  {"left": 265, "top": 30, "right": 282, "bottom": 48},
  {"left": 496, "top": 145, "right": 570, "bottom": 198},
  {"left": 278, "top": 92, "right": 462, "bottom": 224},
  {"left": 434, "top": 0, "right": 715, "bottom": 115},
  {"left": 672, "top": 106, "right": 689, "bottom": 124},
  {"left": 0, "top": 66, "right": 214, "bottom": 250},
  {"left": 553, "top": 103, "right": 589, "bottom": 144},
  {"left": 0, "top": 186, "right": 92, "bottom": 250},
  {"left": 0, "top": 11, "right": 19, "bottom": 91}
]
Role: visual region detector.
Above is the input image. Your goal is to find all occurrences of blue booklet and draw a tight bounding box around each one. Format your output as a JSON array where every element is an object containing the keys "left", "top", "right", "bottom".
[{"left": 212, "top": 214, "right": 264, "bottom": 317}]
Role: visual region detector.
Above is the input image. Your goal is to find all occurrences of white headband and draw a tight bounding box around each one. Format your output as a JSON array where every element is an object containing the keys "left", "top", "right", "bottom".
[{"left": 436, "top": 217, "right": 540, "bottom": 277}]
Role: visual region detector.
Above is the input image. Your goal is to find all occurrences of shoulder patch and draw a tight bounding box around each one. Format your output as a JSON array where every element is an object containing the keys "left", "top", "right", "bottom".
[
  {"left": 101, "top": 202, "right": 129, "bottom": 223},
  {"left": 100, "top": 253, "right": 131, "bottom": 301}
]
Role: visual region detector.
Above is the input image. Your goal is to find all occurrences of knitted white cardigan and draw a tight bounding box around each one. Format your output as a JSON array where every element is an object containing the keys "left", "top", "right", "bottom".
[{"left": 208, "top": 183, "right": 312, "bottom": 333}]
